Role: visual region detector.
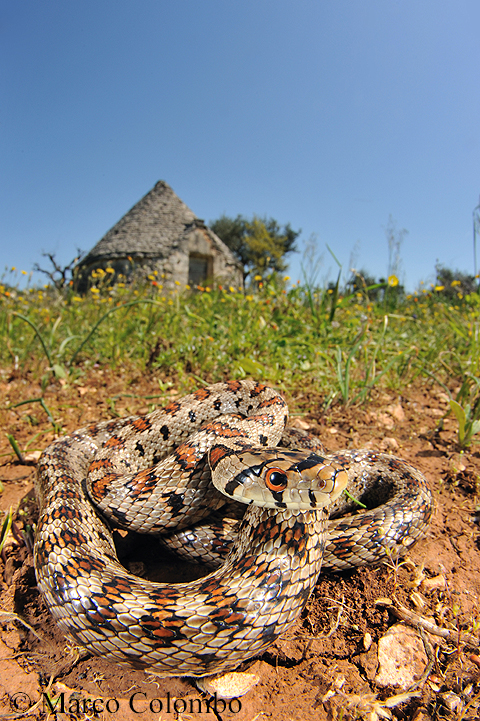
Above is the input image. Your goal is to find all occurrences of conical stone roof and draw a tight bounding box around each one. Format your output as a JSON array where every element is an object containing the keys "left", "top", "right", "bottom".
[{"left": 81, "top": 181, "right": 200, "bottom": 262}]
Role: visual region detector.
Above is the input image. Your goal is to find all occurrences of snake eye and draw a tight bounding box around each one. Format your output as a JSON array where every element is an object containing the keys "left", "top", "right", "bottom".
[{"left": 265, "top": 468, "right": 288, "bottom": 492}]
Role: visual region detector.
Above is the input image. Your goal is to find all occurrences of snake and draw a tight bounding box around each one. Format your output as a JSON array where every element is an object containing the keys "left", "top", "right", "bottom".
[{"left": 34, "top": 380, "right": 433, "bottom": 678}]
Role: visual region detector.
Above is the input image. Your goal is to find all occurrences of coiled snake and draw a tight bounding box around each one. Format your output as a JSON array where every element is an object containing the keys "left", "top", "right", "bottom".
[{"left": 34, "top": 380, "right": 433, "bottom": 678}]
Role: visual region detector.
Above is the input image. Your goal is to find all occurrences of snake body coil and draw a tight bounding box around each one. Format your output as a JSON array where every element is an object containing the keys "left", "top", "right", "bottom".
[{"left": 34, "top": 381, "right": 433, "bottom": 677}]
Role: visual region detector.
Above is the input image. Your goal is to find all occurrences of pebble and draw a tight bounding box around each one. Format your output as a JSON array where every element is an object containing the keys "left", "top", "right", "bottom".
[
  {"left": 196, "top": 668, "right": 261, "bottom": 698},
  {"left": 375, "top": 623, "right": 428, "bottom": 689}
]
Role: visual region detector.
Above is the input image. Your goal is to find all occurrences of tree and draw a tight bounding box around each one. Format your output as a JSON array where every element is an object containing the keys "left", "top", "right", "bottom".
[
  {"left": 435, "top": 263, "right": 478, "bottom": 298},
  {"left": 34, "top": 251, "right": 84, "bottom": 291},
  {"left": 210, "top": 214, "right": 300, "bottom": 283}
]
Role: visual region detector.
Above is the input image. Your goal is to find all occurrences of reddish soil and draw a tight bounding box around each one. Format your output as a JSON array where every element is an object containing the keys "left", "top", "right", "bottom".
[{"left": 1, "top": 368, "right": 479, "bottom": 720}]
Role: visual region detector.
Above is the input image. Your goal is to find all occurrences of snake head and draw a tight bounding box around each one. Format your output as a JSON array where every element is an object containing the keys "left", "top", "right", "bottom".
[{"left": 209, "top": 447, "right": 348, "bottom": 510}]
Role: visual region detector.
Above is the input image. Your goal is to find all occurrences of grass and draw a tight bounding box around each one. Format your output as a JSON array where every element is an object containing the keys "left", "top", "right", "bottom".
[{"left": 1, "top": 270, "right": 480, "bottom": 422}]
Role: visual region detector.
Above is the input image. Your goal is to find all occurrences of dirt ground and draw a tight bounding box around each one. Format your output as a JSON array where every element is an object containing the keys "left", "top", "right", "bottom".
[{"left": 1, "top": 367, "right": 479, "bottom": 720}]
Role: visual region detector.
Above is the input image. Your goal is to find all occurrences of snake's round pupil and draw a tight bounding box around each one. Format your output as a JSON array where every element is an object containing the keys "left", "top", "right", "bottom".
[{"left": 265, "top": 468, "right": 288, "bottom": 492}]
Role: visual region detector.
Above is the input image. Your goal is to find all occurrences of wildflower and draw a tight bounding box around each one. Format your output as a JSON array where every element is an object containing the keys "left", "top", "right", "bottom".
[
  {"left": 72, "top": 296, "right": 82, "bottom": 302},
  {"left": 229, "top": 286, "right": 235, "bottom": 293},
  {"left": 185, "top": 284, "right": 190, "bottom": 290},
  {"left": 283, "top": 276, "right": 290, "bottom": 281},
  {"left": 388, "top": 275, "right": 399, "bottom": 287},
  {"left": 175, "top": 280, "right": 181, "bottom": 286},
  {"left": 206, "top": 287, "right": 211, "bottom": 292},
  {"left": 11, "top": 266, "right": 16, "bottom": 271},
  {"left": 254, "top": 275, "right": 262, "bottom": 281},
  {"left": 451, "top": 280, "right": 461, "bottom": 287},
  {"left": 434, "top": 285, "right": 444, "bottom": 292},
  {"left": 21, "top": 270, "right": 27, "bottom": 275},
  {"left": 117, "top": 283, "right": 125, "bottom": 288},
  {"left": 91, "top": 288, "right": 100, "bottom": 294},
  {"left": 151, "top": 281, "right": 158, "bottom": 286},
  {"left": 148, "top": 275, "right": 155, "bottom": 281},
  {"left": 106, "top": 267, "right": 115, "bottom": 274}
]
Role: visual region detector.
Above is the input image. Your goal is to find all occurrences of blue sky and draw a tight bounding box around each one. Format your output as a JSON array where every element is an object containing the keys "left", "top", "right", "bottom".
[{"left": 2, "top": 1, "right": 480, "bottom": 290}]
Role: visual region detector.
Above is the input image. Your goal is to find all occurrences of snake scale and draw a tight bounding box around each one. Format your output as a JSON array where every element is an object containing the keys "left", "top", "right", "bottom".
[{"left": 34, "top": 380, "right": 433, "bottom": 678}]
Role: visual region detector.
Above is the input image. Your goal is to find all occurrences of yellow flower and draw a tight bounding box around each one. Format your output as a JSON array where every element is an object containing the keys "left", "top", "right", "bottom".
[
  {"left": 106, "top": 267, "right": 115, "bottom": 274},
  {"left": 388, "top": 275, "right": 399, "bottom": 287},
  {"left": 229, "top": 286, "right": 235, "bottom": 293},
  {"left": 254, "top": 275, "right": 262, "bottom": 281},
  {"left": 90, "top": 287, "right": 100, "bottom": 294},
  {"left": 434, "top": 285, "right": 444, "bottom": 292},
  {"left": 185, "top": 284, "right": 190, "bottom": 290},
  {"left": 175, "top": 280, "right": 181, "bottom": 286},
  {"left": 451, "top": 280, "right": 461, "bottom": 287},
  {"left": 283, "top": 275, "right": 290, "bottom": 281},
  {"left": 72, "top": 296, "right": 82, "bottom": 302},
  {"left": 21, "top": 270, "right": 27, "bottom": 275},
  {"left": 10, "top": 266, "right": 16, "bottom": 271}
]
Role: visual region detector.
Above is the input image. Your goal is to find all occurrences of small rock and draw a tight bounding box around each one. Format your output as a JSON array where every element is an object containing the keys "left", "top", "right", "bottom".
[
  {"left": 363, "top": 632, "right": 373, "bottom": 651},
  {"left": 427, "top": 674, "right": 443, "bottom": 692},
  {"left": 386, "top": 403, "right": 405, "bottom": 422},
  {"left": 375, "top": 623, "right": 428, "bottom": 689},
  {"left": 439, "top": 691, "right": 463, "bottom": 713},
  {"left": 290, "top": 417, "right": 311, "bottom": 430},
  {"left": 24, "top": 450, "right": 42, "bottom": 462},
  {"left": 196, "top": 668, "right": 261, "bottom": 698},
  {"left": 377, "top": 412, "right": 395, "bottom": 430},
  {"left": 380, "top": 437, "right": 399, "bottom": 451}
]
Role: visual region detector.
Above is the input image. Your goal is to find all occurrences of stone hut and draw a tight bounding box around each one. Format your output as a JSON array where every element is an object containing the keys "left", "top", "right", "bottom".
[{"left": 74, "top": 181, "right": 243, "bottom": 291}]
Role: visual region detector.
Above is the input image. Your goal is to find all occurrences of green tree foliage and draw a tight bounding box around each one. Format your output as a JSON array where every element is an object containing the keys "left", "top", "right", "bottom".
[
  {"left": 435, "top": 263, "right": 478, "bottom": 298},
  {"left": 210, "top": 214, "right": 300, "bottom": 283}
]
